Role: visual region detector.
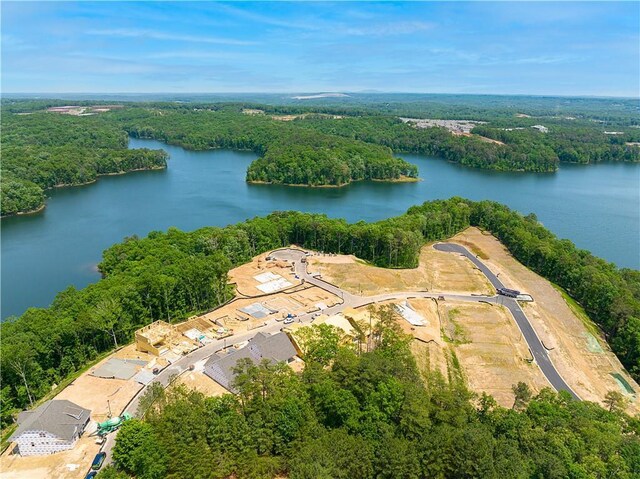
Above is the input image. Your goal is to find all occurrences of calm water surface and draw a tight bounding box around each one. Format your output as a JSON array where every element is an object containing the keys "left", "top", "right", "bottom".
[{"left": 2, "top": 137, "right": 638, "bottom": 319}]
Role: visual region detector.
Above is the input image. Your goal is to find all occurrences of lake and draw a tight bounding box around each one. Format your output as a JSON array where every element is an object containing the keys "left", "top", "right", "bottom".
[{"left": 2, "top": 137, "right": 638, "bottom": 319}]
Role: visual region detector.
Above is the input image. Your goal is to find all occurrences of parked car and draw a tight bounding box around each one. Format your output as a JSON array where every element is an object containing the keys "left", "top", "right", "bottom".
[
  {"left": 91, "top": 452, "right": 106, "bottom": 470},
  {"left": 85, "top": 471, "right": 97, "bottom": 479},
  {"left": 283, "top": 317, "right": 295, "bottom": 325},
  {"left": 437, "top": 296, "right": 445, "bottom": 301}
]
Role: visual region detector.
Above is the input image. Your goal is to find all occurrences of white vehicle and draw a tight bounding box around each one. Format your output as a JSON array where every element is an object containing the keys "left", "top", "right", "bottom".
[{"left": 283, "top": 317, "right": 295, "bottom": 325}]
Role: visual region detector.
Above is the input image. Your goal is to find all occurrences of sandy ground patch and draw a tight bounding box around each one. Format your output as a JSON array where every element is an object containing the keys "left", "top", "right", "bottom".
[
  {"left": 446, "top": 301, "right": 549, "bottom": 406},
  {"left": 309, "top": 246, "right": 493, "bottom": 296},
  {"left": 229, "top": 251, "right": 301, "bottom": 297},
  {"left": 452, "top": 227, "right": 640, "bottom": 414},
  {"left": 55, "top": 375, "right": 142, "bottom": 423},
  {"left": 175, "top": 370, "right": 229, "bottom": 397},
  {"left": 392, "top": 297, "right": 547, "bottom": 407},
  {"left": 203, "top": 285, "right": 340, "bottom": 334},
  {"left": 395, "top": 299, "right": 443, "bottom": 346},
  {"left": 0, "top": 434, "right": 100, "bottom": 479},
  {"left": 411, "top": 340, "right": 450, "bottom": 381}
]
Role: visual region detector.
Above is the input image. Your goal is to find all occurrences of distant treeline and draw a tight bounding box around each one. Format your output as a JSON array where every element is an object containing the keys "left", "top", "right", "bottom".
[
  {"left": 2, "top": 198, "right": 638, "bottom": 429},
  {"left": 1, "top": 112, "right": 167, "bottom": 216},
  {"left": 120, "top": 106, "right": 639, "bottom": 174},
  {"left": 5, "top": 93, "right": 640, "bottom": 124},
  {"left": 294, "top": 116, "right": 559, "bottom": 172},
  {"left": 3, "top": 101, "right": 639, "bottom": 215},
  {"left": 103, "top": 105, "right": 640, "bottom": 174}
]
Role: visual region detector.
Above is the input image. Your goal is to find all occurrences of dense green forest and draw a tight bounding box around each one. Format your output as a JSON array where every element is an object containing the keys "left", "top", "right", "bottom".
[
  {"left": 2, "top": 198, "right": 638, "bottom": 433},
  {"left": 107, "top": 104, "right": 640, "bottom": 174},
  {"left": 300, "top": 115, "right": 638, "bottom": 167},
  {"left": 99, "top": 313, "right": 640, "bottom": 479},
  {"left": 293, "top": 115, "right": 559, "bottom": 171},
  {"left": 117, "top": 107, "right": 417, "bottom": 186},
  {"left": 2, "top": 100, "right": 638, "bottom": 214},
  {"left": 1, "top": 112, "right": 168, "bottom": 216}
]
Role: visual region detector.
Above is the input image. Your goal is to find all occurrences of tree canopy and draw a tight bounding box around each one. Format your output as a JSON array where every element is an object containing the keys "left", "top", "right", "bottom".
[{"left": 105, "top": 311, "right": 640, "bottom": 479}]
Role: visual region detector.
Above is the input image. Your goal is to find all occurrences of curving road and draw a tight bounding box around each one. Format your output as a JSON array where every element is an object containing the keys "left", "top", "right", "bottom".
[
  {"left": 433, "top": 243, "right": 579, "bottom": 400},
  {"left": 274, "top": 246, "right": 579, "bottom": 400},
  {"left": 103, "top": 243, "right": 578, "bottom": 462}
]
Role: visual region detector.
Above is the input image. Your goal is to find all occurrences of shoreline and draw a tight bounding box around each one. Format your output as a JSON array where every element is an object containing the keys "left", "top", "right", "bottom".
[
  {"left": 247, "top": 175, "right": 421, "bottom": 188},
  {"left": 1, "top": 165, "right": 167, "bottom": 219},
  {"left": 0, "top": 203, "right": 46, "bottom": 219}
]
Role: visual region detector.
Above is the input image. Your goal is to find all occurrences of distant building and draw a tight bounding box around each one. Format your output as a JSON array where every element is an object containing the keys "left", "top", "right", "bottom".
[
  {"left": 531, "top": 125, "right": 549, "bottom": 133},
  {"left": 204, "top": 332, "right": 297, "bottom": 392},
  {"left": 10, "top": 400, "right": 91, "bottom": 456}
]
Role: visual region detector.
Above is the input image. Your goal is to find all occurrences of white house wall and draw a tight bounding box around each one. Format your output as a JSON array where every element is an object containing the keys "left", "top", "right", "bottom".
[{"left": 14, "top": 430, "right": 77, "bottom": 456}]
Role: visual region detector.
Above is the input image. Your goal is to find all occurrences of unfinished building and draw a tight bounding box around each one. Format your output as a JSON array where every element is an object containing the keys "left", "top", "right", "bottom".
[{"left": 134, "top": 320, "right": 198, "bottom": 357}]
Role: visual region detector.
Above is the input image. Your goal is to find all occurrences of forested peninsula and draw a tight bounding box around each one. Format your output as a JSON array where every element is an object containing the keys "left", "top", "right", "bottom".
[
  {"left": 1, "top": 111, "right": 168, "bottom": 216},
  {"left": 2, "top": 198, "right": 639, "bottom": 438},
  {"left": 2, "top": 98, "right": 639, "bottom": 216}
]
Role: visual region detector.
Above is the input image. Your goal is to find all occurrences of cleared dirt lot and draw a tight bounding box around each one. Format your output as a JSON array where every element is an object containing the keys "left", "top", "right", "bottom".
[
  {"left": 452, "top": 227, "right": 640, "bottom": 413},
  {"left": 311, "top": 233, "right": 638, "bottom": 412},
  {"left": 309, "top": 246, "right": 493, "bottom": 296},
  {"left": 203, "top": 286, "right": 340, "bottom": 335},
  {"left": 389, "top": 298, "right": 547, "bottom": 407},
  {"left": 55, "top": 375, "right": 142, "bottom": 423},
  {"left": 229, "top": 251, "right": 301, "bottom": 297},
  {"left": 444, "top": 301, "right": 549, "bottom": 406},
  {"left": 175, "top": 370, "right": 229, "bottom": 397}
]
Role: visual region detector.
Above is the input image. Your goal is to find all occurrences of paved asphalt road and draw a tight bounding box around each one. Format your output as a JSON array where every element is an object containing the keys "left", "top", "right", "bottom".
[
  {"left": 103, "top": 243, "right": 578, "bottom": 462},
  {"left": 434, "top": 243, "right": 579, "bottom": 400}
]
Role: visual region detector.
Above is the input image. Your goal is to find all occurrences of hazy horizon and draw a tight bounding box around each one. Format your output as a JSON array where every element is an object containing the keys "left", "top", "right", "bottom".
[{"left": 3, "top": 91, "right": 639, "bottom": 100}]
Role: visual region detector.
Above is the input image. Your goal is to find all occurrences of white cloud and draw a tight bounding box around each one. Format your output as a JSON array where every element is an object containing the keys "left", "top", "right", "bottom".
[
  {"left": 340, "top": 21, "right": 435, "bottom": 36},
  {"left": 86, "top": 28, "right": 257, "bottom": 46},
  {"left": 213, "top": 3, "right": 321, "bottom": 31}
]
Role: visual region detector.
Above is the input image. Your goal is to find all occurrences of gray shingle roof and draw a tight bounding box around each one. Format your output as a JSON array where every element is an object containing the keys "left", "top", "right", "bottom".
[
  {"left": 207, "top": 347, "right": 255, "bottom": 389},
  {"left": 11, "top": 400, "right": 90, "bottom": 442},
  {"left": 204, "top": 332, "right": 297, "bottom": 392},
  {"left": 250, "top": 332, "right": 297, "bottom": 362}
]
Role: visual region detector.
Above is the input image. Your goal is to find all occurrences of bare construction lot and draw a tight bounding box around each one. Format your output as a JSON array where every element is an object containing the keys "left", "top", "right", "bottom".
[
  {"left": 309, "top": 247, "right": 494, "bottom": 296},
  {"left": 451, "top": 228, "right": 640, "bottom": 413},
  {"left": 311, "top": 230, "right": 639, "bottom": 412},
  {"left": 4, "top": 234, "right": 637, "bottom": 479}
]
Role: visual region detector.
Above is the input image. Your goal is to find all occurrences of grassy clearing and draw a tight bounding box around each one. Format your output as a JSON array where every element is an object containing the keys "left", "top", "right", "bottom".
[
  {"left": 551, "top": 283, "right": 603, "bottom": 339},
  {"left": 611, "top": 373, "right": 636, "bottom": 394},
  {"left": 447, "top": 348, "right": 465, "bottom": 384},
  {"left": 442, "top": 308, "right": 470, "bottom": 345}
]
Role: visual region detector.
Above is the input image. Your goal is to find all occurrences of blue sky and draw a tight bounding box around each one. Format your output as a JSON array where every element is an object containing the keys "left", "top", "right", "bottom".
[{"left": 2, "top": 1, "right": 638, "bottom": 96}]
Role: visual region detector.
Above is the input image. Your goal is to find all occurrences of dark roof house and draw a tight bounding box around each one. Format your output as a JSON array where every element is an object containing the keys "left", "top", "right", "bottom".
[
  {"left": 10, "top": 400, "right": 91, "bottom": 456},
  {"left": 204, "top": 332, "right": 297, "bottom": 392}
]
